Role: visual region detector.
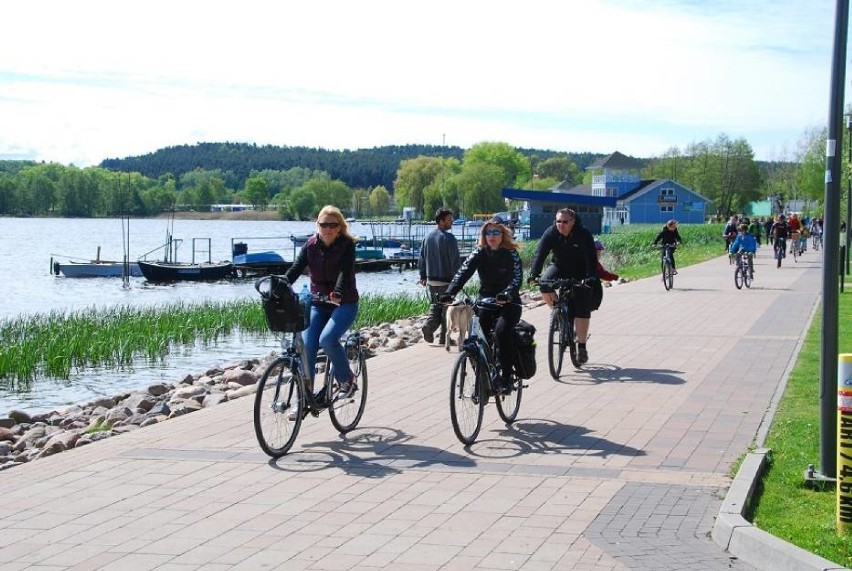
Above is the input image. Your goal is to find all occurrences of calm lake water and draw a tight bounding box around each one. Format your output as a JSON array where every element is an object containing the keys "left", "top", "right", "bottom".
[{"left": 1, "top": 217, "right": 442, "bottom": 414}]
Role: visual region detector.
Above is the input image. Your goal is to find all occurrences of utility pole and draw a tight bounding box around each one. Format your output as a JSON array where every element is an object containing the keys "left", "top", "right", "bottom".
[{"left": 809, "top": 0, "right": 849, "bottom": 484}]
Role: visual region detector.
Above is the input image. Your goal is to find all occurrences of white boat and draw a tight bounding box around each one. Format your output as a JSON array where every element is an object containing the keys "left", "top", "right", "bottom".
[{"left": 53, "top": 259, "right": 142, "bottom": 278}]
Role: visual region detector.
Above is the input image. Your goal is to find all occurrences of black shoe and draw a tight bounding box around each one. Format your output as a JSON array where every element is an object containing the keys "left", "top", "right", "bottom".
[
  {"left": 314, "top": 386, "right": 328, "bottom": 408},
  {"left": 438, "top": 335, "right": 446, "bottom": 345},
  {"left": 577, "top": 346, "right": 589, "bottom": 365},
  {"left": 500, "top": 375, "right": 513, "bottom": 394},
  {"left": 421, "top": 326, "right": 434, "bottom": 344}
]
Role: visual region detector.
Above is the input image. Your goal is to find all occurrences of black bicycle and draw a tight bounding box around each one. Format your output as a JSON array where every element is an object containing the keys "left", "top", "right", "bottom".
[
  {"left": 733, "top": 251, "right": 754, "bottom": 289},
  {"left": 253, "top": 276, "right": 368, "bottom": 458},
  {"left": 654, "top": 244, "right": 677, "bottom": 291},
  {"left": 448, "top": 297, "right": 524, "bottom": 445},
  {"left": 773, "top": 236, "right": 786, "bottom": 268},
  {"left": 540, "top": 278, "right": 585, "bottom": 378},
  {"left": 812, "top": 231, "right": 822, "bottom": 251}
]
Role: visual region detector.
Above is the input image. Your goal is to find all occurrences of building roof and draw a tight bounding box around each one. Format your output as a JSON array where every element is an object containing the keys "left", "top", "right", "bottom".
[
  {"left": 617, "top": 178, "right": 711, "bottom": 204},
  {"left": 502, "top": 188, "right": 617, "bottom": 207},
  {"left": 549, "top": 181, "right": 594, "bottom": 196},
  {"left": 586, "top": 151, "right": 645, "bottom": 171}
]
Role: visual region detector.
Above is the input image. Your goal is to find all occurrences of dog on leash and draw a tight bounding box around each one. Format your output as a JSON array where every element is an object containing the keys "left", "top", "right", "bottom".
[{"left": 445, "top": 303, "right": 473, "bottom": 352}]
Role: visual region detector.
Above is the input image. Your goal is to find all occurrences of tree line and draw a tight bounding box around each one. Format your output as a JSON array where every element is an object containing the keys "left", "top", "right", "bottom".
[{"left": 0, "top": 132, "right": 837, "bottom": 220}]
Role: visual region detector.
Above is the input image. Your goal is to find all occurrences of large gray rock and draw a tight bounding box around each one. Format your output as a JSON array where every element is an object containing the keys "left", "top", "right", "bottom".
[
  {"left": 222, "top": 368, "right": 257, "bottom": 386},
  {"left": 8, "top": 410, "right": 32, "bottom": 425},
  {"left": 148, "top": 382, "right": 171, "bottom": 397}
]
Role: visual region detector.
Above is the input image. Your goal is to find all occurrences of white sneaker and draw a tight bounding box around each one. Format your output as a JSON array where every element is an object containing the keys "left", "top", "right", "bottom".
[{"left": 336, "top": 377, "right": 358, "bottom": 399}]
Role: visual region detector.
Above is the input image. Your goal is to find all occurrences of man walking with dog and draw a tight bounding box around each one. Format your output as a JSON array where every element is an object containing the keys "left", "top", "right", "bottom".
[{"left": 419, "top": 207, "right": 461, "bottom": 345}]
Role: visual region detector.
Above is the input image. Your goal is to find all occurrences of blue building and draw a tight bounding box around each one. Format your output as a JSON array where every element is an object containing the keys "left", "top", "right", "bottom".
[
  {"left": 503, "top": 152, "right": 709, "bottom": 238},
  {"left": 502, "top": 187, "right": 616, "bottom": 239},
  {"left": 588, "top": 152, "right": 709, "bottom": 226}
]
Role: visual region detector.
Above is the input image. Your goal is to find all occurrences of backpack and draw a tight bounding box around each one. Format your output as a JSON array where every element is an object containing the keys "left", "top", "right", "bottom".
[
  {"left": 512, "top": 320, "right": 537, "bottom": 379},
  {"left": 260, "top": 275, "right": 306, "bottom": 332}
]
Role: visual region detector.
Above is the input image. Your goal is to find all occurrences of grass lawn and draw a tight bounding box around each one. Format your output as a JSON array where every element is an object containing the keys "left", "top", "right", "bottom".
[{"left": 746, "top": 290, "right": 852, "bottom": 567}]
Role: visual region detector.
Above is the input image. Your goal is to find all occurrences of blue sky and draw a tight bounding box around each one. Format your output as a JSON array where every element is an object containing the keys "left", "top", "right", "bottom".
[{"left": 0, "top": 0, "right": 844, "bottom": 167}]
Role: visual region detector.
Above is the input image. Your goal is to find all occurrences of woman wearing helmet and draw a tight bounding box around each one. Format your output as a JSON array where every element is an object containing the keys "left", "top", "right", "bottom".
[{"left": 652, "top": 220, "right": 684, "bottom": 274}]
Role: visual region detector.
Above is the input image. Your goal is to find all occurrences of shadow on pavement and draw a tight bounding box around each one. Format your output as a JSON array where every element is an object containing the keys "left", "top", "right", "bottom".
[
  {"left": 556, "top": 363, "right": 685, "bottom": 385},
  {"left": 468, "top": 418, "right": 646, "bottom": 459},
  {"left": 269, "top": 426, "right": 476, "bottom": 477}
]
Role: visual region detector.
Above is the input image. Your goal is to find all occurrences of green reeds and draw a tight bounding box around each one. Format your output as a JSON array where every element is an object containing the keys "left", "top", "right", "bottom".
[{"left": 0, "top": 292, "right": 433, "bottom": 388}]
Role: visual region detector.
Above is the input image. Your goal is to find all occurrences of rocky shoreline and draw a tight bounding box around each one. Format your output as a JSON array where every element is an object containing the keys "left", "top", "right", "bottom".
[{"left": 0, "top": 288, "right": 612, "bottom": 469}]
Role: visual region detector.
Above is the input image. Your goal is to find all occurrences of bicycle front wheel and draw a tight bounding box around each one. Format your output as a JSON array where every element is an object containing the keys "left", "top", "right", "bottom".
[
  {"left": 495, "top": 374, "right": 523, "bottom": 424},
  {"left": 743, "top": 267, "right": 752, "bottom": 288},
  {"left": 663, "top": 261, "right": 674, "bottom": 290},
  {"left": 450, "top": 352, "right": 485, "bottom": 445},
  {"left": 734, "top": 267, "right": 744, "bottom": 289},
  {"left": 547, "top": 310, "right": 565, "bottom": 379},
  {"left": 329, "top": 349, "right": 368, "bottom": 433},
  {"left": 254, "top": 357, "right": 304, "bottom": 458}
]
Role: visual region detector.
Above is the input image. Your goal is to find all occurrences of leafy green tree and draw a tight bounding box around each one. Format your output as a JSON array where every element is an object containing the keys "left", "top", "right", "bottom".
[
  {"left": 452, "top": 162, "right": 506, "bottom": 215},
  {"left": 394, "top": 156, "right": 443, "bottom": 216},
  {"left": 536, "top": 156, "right": 580, "bottom": 184},
  {"left": 369, "top": 185, "right": 391, "bottom": 215},
  {"left": 243, "top": 176, "right": 270, "bottom": 210},
  {"left": 288, "top": 187, "right": 316, "bottom": 220},
  {"left": 463, "top": 142, "right": 530, "bottom": 188},
  {"left": 302, "top": 177, "right": 353, "bottom": 213},
  {"left": 794, "top": 126, "right": 827, "bottom": 205},
  {"left": 0, "top": 173, "right": 18, "bottom": 215},
  {"left": 352, "top": 188, "right": 369, "bottom": 218}
]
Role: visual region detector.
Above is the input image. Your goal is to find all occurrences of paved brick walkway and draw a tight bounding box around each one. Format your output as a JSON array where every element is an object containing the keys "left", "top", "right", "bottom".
[{"left": 0, "top": 249, "right": 824, "bottom": 570}]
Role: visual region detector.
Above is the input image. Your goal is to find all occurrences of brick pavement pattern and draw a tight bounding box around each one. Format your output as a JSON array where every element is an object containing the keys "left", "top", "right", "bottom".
[{"left": 0, "top": 249, "right": 823, "bottom": 570}]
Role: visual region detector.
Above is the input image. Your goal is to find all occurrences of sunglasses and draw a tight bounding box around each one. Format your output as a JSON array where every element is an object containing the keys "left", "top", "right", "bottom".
[
  {"left": 555, "top": 219, "right": 572, "bottom": 224},
  {"left": 484, "top": 229, "right": 503, "bottom": 236},
  {"left": 318, "top": 222, "right": 340, "bottom": 229}
]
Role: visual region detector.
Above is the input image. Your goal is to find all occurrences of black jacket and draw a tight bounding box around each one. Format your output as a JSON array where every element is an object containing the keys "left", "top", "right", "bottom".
[
  {"left": 446, "top": 247, "right": 523, "bottom": 303},
  {"left": 529, "top": 224, "right": 597, "bottom": 280},
  {"left": 653, "top": 227, "right": 683, "bottom": 246}
]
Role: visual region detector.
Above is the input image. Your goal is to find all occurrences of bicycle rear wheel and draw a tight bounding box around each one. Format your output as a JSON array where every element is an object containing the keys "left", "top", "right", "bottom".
[
  {"left": 547, "top": 310, "right": 565, "bottom": 379},
  {"left": 254, "top": 356, "right": 304, "bottom": 458},
  {"left": 734, "top": 267, "right": 744, "bottom": 289},
  {"left": 328, "top": 346, "right": 368, "bottom": 433},
  {"left": 495, "top": 374, "right": 523, "bottom": 424},
  {"left": 450, "top": 352, "right": 485, "bottom": 445},
  {"left": 663, "top": 261, "right": 674, "bottom": 290}
]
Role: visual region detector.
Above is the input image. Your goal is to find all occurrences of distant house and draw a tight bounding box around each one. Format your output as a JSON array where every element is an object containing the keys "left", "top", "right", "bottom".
[
  {"left": 503, "top": 151, "right": 709, "bottom": 238},
  {"left": 588, "top": 151, "right": 709, "bottom": 226},
  {"left": 502, "top": 187, "right": 616, "bottom": 239}
]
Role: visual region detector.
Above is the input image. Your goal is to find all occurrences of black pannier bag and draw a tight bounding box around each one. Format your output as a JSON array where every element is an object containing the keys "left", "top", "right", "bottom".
[
  {"left": 512, "top": 319, "right": 537, "bottom": 379},
  {"left": 261, "top": 276, "right": 306, "bottom": 332}
]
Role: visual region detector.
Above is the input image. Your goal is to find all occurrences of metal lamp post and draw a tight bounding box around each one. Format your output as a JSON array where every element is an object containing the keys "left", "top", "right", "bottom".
[{"left": 846, "top": 114, "right": 851, "bottom": 274}]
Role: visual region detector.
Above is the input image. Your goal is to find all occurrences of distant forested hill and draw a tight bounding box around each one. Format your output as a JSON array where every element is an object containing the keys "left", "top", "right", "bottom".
[{"left": 100, "top": 142, "right": 602, "bottom": 191}]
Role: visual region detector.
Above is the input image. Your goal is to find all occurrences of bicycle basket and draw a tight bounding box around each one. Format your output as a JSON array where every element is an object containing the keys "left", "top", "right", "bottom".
[{"left": 261, "top": 276, "right": 306, "bottom": 333}]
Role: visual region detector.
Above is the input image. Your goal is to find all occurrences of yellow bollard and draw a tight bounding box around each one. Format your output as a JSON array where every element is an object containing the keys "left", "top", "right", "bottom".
[{"left": 837, "top": 354, "right": 852, "bottom": 534}]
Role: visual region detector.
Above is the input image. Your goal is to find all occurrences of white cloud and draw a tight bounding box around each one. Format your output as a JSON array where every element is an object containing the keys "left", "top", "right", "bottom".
[{"left": 0, "top": 0, "right": 843, "bottom": 165}]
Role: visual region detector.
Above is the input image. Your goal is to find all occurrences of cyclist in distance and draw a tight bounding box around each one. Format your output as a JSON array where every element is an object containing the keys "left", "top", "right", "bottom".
[
  {"left": 652, "top": 220, "right": 684, "bottom": 274},
  {"left": 728, "top": 224, "right": 757, "bottom": 274},
  {"left": 770, "top": 214, "right": 789, "bottom": 259},
  {"left": 528, "top": 208, "right": 598, "bottom": 365},
  {"left": 439, "top": 219, "right": 523, "bottom": 394},
  {"left": 284, "top": 205, "right": 359, "bottom": 401}
]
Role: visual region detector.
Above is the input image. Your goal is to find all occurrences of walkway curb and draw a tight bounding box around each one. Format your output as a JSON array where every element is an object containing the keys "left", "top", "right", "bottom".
[{"left": 713, "top": 448, "right": 850, "bottom": 571}]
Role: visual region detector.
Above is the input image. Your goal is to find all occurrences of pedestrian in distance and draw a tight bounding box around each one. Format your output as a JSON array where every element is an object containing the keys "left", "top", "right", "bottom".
[
  {"left": 419, "top": 207, "right": 461, "bottom": 345},
  {"left": 527, "top": 208, "right": 599, "bottom": 365}
]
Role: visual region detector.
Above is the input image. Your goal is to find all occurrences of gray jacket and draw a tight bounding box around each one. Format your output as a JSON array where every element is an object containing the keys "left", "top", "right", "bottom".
[{"left": 418, "top": 227, "right": 460, "bottom": 282}]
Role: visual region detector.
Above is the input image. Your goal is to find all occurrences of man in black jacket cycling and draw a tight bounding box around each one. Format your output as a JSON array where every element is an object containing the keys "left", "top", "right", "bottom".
[{"left": 528, "top": 208, "right": 598, "bottom": 364}]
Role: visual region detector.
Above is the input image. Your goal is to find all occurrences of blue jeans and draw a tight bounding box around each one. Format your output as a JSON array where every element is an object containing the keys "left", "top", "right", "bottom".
[{"left": 303, "top": 302, "right": 358, "bottom": 385}]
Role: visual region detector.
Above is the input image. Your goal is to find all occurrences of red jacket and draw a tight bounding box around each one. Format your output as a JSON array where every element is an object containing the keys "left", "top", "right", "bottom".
[{"left": 597, "top": 261, "right": 618, "bottom": 282}]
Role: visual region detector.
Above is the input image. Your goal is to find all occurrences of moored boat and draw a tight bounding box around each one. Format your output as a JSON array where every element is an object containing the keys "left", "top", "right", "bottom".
[
  {"left": 53, "top": 260, "right": 143, "bottom": 278},
  {"left": 138, "top": 260, "right": 236, "bottom": 282}
]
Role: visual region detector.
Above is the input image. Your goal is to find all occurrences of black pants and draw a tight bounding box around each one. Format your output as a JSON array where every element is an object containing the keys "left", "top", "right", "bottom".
[
  {"left": 479, "top": 302, "right": 522, "bottom": 379},
  {"left": 425, "top": 285, "right": 448, "bottom": 340}
]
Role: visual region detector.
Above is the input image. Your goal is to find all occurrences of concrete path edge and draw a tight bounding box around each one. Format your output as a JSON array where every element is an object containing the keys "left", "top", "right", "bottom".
[{"left": 713, "top": 447, "right": 850, "bottom": 571}]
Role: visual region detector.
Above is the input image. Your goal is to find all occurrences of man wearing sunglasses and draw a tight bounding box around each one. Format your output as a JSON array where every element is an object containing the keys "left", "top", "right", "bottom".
[
  {"left": 419, "top": 208, "right": 461, "bottom": 345},
  {"left": 528, "top": 208, "right": 598, "bottom": 364}
]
